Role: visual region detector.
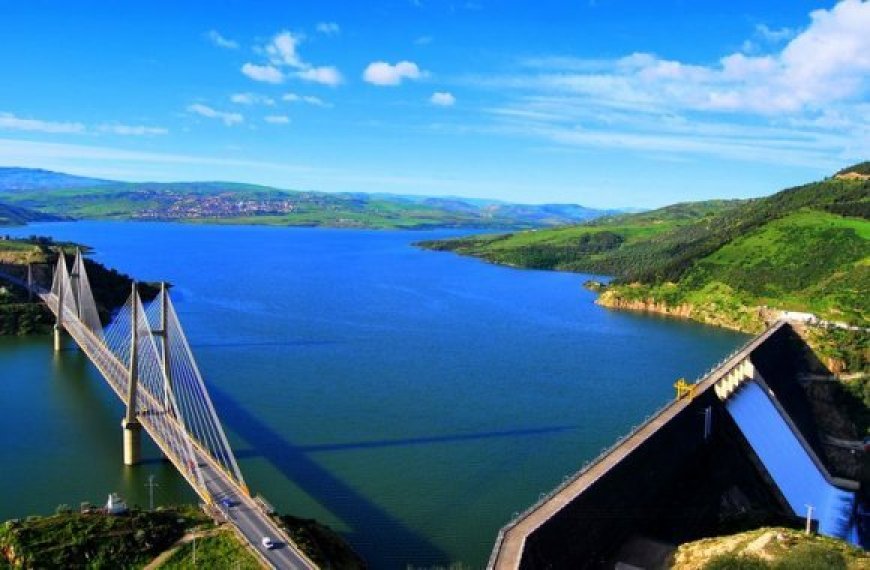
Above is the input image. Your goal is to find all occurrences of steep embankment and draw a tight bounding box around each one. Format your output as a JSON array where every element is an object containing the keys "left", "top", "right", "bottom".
[{"left": 420, "top": 166, "right": 870, "bottom": 339}]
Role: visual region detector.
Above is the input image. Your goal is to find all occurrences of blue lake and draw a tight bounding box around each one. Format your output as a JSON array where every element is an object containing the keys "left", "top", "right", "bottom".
[{"left": 0, "top": 221, "right": 748, "bottom": 568}]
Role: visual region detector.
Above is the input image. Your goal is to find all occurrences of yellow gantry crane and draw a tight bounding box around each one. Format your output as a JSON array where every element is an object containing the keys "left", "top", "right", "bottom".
[{"left": 674, "top": 377, "right": 697, "bottom": 401}]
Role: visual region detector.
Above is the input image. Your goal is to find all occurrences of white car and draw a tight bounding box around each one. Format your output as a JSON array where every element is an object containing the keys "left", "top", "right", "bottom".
[{"left": 261, "top": 536, "right": 275, "bottom": 549}]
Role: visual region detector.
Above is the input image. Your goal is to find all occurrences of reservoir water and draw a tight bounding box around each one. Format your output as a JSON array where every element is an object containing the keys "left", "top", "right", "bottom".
[{"left": 0, "top": 221, "right": 748, "bottom": 568}]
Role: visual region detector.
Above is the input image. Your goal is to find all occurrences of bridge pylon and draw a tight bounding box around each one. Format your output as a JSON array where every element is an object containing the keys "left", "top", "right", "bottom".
[
  {"left": 52, "top": 250, "right": 67, "bottom": 352},
  {"left": 123, "top": 281, "right": 142, "bottom": 466}
]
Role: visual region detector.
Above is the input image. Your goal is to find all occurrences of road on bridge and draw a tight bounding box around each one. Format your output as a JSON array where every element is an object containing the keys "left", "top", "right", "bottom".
[{"left": 4, "top": 255, "right": 319, "bottom": 570}]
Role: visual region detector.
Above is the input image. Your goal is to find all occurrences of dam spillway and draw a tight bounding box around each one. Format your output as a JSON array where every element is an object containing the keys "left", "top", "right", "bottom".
[
  {"left": 725, "top": 379, "right": 858, "bottom": 542},
  {"left": 489, "top": 321, "right": 866, "bottom": 569}
]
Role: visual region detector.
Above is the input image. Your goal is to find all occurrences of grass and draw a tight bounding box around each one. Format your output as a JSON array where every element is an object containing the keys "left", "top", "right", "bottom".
[
  {"left": 0, "top": 508, "right": 366, "bottom": 569},
  {"left": 0, "top": 507, "right": 210, "bottom": 569},
  {"left": 672, "top": 527, "right": 867, "bottom": 570},
  {"left": 156, "top": 530, "right": 260, "bottom": 569}
]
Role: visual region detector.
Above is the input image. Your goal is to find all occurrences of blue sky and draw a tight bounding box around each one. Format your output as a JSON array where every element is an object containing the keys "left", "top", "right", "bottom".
[{"left": 0, "top": 0, "right": 867, "bottom": 208}]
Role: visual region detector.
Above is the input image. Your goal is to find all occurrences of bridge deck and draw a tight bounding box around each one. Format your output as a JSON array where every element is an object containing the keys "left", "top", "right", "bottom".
[
  {"left": 488, "top": 320, "right": 787, "bottom": 569},
  {"left": 40, "top": 291, "right": 316, "bottom": 570}
]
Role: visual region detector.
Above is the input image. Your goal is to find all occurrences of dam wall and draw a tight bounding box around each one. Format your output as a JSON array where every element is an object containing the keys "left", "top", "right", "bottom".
[
  {"left": 489, "top": 322, "right": 865, "bottom": 569},
  {"left": 517, "top": 388, "right": 786, "bottom": 568}
]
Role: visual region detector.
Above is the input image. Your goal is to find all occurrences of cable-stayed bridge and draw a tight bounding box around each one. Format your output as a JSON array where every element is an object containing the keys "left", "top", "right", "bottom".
[{"left": 13, "top": 250, "right": 316, "bottom": 570}]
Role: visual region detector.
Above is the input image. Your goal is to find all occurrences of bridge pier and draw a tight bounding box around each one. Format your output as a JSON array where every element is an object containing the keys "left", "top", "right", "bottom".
[
  {"left": 53, "top": 323, "right": 64, "bottom": 352},
  {"left": 122, "top": 419, "right": 142, "bottom": 466}
]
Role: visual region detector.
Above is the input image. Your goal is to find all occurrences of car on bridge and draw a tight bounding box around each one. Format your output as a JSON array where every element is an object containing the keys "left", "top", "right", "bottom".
[{"left": 261, "top": 536, "right": 275, "bottom": 549}]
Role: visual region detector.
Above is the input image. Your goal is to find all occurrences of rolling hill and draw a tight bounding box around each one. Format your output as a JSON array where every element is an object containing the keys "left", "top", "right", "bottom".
[
  {"left": 420, "top": 165, "right": 870, "bottom": 334},
  {"left": 0, "top": 201, "right": 67, "bottom": 226},
  {"left": 0, "top": 167, "right": 619, "bottom": 230}
]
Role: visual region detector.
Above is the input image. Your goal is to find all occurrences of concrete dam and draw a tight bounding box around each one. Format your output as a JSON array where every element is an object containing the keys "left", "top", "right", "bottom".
[{"left": 489, "top": 321, "right": 867, "bottom": 569}]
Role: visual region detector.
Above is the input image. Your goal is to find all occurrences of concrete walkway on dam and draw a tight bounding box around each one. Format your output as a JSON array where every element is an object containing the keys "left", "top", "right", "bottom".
[{"left": 487, "top": 321, "right": 790, "bottom": 569}]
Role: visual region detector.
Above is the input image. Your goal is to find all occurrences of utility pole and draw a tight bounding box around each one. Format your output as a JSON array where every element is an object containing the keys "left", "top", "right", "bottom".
[
  {"left": 26, "top": 263, "right": 33, "bottom": 301},
  {"left": 145, "top": 474, "right": 159, "bottom": 511},
  {"left": 805, "top": 504, "right": 814, "bottom": 534},
  {"left": 192, "top": 535, "right": 197, "bottom": 566}
]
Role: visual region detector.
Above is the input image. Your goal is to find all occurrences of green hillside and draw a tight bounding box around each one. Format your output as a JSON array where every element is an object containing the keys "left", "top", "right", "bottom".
[
  {"left": 0, "top": 202, "right": 65, "bottom": 226},
  {"left": 420, "top": 169, "right": 870, "bottom": 335},
  {"left": 598, "top": 210, "right": 868, "bottom": 331},
  {"left": 417, "top": 198, "right": 748, "bottom": 274}
]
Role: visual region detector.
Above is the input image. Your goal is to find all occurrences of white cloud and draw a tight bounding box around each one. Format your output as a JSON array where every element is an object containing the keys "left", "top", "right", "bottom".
[
  {"left": 98, "top": 124, "right": 168, "bottom": 136},
  {"left": 430, "top": 91, "right": 456, "bottom": 106},
  {"left": 282, "top": 93, "right": 328, "bottom": 106},
  {"left": 266, "top": 31, "right": 305, "bottom": 68},
  {"left": 0, "top": 112, "right": 169, "bottom": 136},
  {"left": 363, "top": 61, "right": 425, "bottom": 86},
  {"left": 187, "top": 104, "right": 244, "bottom": 126},
  {"left": 264, "top": 115, "right": 291, "bottom": 124},
  {"left": 0, "top": 112, "right": 85, "bottom": 134},
  {"left": 241, "top": 63, "right": 284, "bottom": 84},
  {"left": 484, "top": 1, "right": 870, "bottom": 116},
  {"left": 755, "top": 24, "right": 795, "bottom": 43},
  {"left": 230, "top": 93, "right": 275, "bottom": 106},
  {"left": 206, "top": 30, "right": 238, "bottom": 49},
  {"left": 316, "top": 22, "right": 340, "bottom": 36},
  {"left": 295, "top": 66, "right": 343, "bottom": 86},
  {"left": 461, "top": 1, "right": 870, "bottom": 168},
  {"left": 245, "top": 30, "right": 343, "bottom": 87}
]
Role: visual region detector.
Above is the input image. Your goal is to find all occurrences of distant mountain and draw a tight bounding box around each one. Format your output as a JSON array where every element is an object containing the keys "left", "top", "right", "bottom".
[
  {"left": 0, "top": 167, "right": 112, "bottom": 191},
  {"left": 0, "top": 167, "right": 618, "bottom": 230}
]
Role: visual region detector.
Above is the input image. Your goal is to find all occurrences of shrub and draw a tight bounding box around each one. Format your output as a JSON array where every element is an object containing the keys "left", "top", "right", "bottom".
[
  {"left": 772, "top": 543, "right": 847, "bottom": 570},
  {"left": 703, "top": 554, "right": 770, "bottom": 570}
]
